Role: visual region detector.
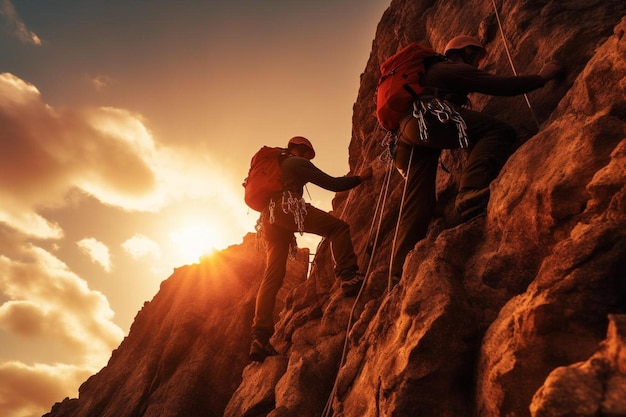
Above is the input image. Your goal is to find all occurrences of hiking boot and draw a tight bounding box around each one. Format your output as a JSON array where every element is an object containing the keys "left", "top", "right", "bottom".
[
  {"left": 390, "top": 275, "right": 401, "bottom": 289},
  {"left": 249, "top": 336, "right": 278, "bottom": 362},
  {"left": 341, "top": 272, "right": 365, "bottom": 297},
  {"left": 455, "top": 187, "right": 490, "bottom": 221}
]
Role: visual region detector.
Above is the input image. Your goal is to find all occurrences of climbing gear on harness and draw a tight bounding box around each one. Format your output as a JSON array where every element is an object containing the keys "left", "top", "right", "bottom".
[
  {"left": 279, "top": 191, "right": 307, "bottom": 235},
  {"left": 402, "top": 97, "right": 469, "bottom": 148},
  {"left": 255, "top": 202, "right": 298, "bottom": 260},
  {"left": 380, "top": 130, "right": 399, "bottom": 161},
  {"left": 413, "top": 98, "right": 468, "bottom": 147}
]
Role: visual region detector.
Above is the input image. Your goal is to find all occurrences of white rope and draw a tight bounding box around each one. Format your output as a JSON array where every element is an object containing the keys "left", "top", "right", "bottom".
[
  {"left": 320, "top": 154, "right": 396, "bottom": 417},
  {"left": 386, "top": 145, "right": 414, "bottom": 293},
  {"left": 491, "top": 0, "right": 541, "bottom": 129}
]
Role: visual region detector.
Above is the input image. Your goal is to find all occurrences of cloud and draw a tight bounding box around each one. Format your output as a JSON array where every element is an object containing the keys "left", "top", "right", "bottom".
[
  {"left": 0, "top": 73, "right": 160, "bottom": 237},
  {"left": 122, "top": 234, "right": 161, "bottom": 260},
  {"left": 89, "top": 74, "right": 116, "bottom": 91},
  {"left": 0, "top": 361, "right": 93, "bottom": 417},
  {"left": 0, "top": 72, "right": 246, "bottom": 236},
  {"left": 0, "top": 0, "right": 41, "bottom": 46},
  {"left": 0, "top": 210, "right": 63, "bottom": 240},
  {"left": 0, "top": 245, "right": 124, "bottom": 364},
  {"left": 77, "top": 238, "right": 112, "bottom": 272}
]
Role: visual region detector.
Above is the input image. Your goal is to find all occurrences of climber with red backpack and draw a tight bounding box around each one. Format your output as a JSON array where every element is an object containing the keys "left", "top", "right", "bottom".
[
  {"left": 377, "top": 35, "right": 564, "bottom": 285},
  {"left": 244, "top": 136, "right": 372, "bottom": 361}
]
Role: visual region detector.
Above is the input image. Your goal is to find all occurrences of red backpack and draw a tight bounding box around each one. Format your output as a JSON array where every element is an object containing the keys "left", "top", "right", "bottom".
[
  {"left": 376, "top": 43, "right": 438, "bottom": 131},
  {"left": 243, "top": 146, "right": 287, "bottom": 212}
]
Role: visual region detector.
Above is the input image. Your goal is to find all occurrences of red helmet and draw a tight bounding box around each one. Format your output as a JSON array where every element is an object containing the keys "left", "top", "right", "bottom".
[
  {"left": 444, "top": 35, "right": 486, "bottom": 61},
  {"left": 288, "top": 136, "right": 316, "bottom": 159}
]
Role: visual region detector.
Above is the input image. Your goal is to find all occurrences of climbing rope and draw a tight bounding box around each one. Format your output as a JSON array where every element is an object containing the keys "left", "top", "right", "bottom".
[
  {"left": 386, "top": 145, "right": 414, "bottom": 293},
  {"left": 366, "top": 153, "right": 395, "bottom": 259},
  {"left": 490, "top": 0, "right": 541, "bottom": 130},
  {"left": 312, "top": 131, "right": 394, "bottom": 417},
  {"left": 320, "top": 154, "right": 396, "bottom": 417}
]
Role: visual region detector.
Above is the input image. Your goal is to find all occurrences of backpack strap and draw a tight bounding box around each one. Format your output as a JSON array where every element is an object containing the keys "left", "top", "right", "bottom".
[{"left": 402, "top": 84, "right": 419, "bottom": 100}]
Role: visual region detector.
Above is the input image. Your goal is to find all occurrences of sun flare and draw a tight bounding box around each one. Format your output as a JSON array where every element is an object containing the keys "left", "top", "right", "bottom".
[{"left": 168, "top": 221, "right": 224, "bottom": 265}]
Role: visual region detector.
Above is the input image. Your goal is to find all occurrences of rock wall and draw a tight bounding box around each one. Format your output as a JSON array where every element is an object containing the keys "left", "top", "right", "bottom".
[
  {"left": 44, "top": 234, "right": 309, "bottom": 417},
  {"left": 45, "top": 1, "right": 626, "bottom": 417}
]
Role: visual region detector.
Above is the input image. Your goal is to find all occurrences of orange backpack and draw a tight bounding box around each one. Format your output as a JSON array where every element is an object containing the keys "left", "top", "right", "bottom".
[
  {"left": 376, "top": 43, "right": 438, "bottom": 131},
  {"left": 243, "top": 146, "right": 287, "bottom": 212}
]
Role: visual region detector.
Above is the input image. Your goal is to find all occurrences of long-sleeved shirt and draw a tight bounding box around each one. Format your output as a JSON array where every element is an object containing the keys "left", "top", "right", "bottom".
[
  {"left": 280, "top": 155, "right": 362, "bottom": 197},
  {"left": 422, "top": 59, "right": 546, "bottom": 105}
]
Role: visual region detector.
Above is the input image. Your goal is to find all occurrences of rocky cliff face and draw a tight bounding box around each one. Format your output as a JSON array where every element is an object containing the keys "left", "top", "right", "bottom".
[
  {"left": 45, "top": 1, "right": 626, "bottom": 417},
  {"left": 44, "top": 234, "right": 309, "bottom": 417}
]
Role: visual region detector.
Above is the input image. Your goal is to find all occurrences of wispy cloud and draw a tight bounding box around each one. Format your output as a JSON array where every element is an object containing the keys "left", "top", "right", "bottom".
[
  {"left": 77, "top": 238, "right": 112, "bottom": 272},
  {"left": 0, "top": 0, "right": 41, "bottom": 46},
  {"left": 89, "top": 74, "right": 116, "bottom": 91}
]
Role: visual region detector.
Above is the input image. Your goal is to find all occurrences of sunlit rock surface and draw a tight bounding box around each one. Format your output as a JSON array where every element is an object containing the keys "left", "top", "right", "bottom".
[
  {"left": 44, "top": 233, "right": 308, "bottom": 417},
  {"left": 45, "top": 1, "right": 625, "bottom": 416}
]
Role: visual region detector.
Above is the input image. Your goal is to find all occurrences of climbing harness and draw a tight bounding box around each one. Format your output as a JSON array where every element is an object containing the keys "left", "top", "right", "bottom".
[
  {"left": 255, "top": 202, "right": 298, "bottom": 260},
  {"left": 280, "top": 191, "right": 308, "bottom": 235},
  {"left": 490, "top": 0, "right": 541, "bottom": 130},
  {"left": 411, "top": 97, "right": 469, "bottom": 148}
]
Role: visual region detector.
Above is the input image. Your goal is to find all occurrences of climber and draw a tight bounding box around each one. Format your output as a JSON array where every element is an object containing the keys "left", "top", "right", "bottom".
[
  {"left": 250, "top": 136, "right": 372, "bottom": 362},
  {"left": 390, "top": 34, "right": 563, "bottom": 284}
]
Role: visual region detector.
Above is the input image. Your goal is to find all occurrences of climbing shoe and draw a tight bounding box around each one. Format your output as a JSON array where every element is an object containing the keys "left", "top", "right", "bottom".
[
  {"left": 341, "top": 273, "right": 365, "bottom": 297},
  {"left": 455, "top": 187, "right": 490, "bottom": 221},
  {"left": 249, "top": 337, "right": 278, "bottom": 362},
  {"left": 390, "top": 275, "right": 401, "bottom": 289}
]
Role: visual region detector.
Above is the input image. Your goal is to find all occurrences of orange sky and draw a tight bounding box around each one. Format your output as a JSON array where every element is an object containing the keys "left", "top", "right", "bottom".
[{"left": 0, "top": 1, "right": 389, "bottom": 416}]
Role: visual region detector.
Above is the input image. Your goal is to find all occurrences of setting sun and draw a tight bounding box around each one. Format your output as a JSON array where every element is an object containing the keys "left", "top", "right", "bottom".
[{"left": 169, "top": 221, "right": 225, "bottom": 265}]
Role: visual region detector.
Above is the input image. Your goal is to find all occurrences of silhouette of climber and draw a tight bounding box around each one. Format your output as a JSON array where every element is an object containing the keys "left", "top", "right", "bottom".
[
  {"left": 390, "top": 34, "right": 563, "bottom": 284},
  {"left": 250, "top": 136, "right": 372, "bottom": 362}
]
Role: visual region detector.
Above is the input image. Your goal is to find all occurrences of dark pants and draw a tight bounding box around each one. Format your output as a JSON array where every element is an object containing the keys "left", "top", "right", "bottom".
[
  {"left": 252, "top": 204, "right": 358, "bottom": 334},
  {"left": 390, "top": 108, "right": 516, "bottom": 277}
]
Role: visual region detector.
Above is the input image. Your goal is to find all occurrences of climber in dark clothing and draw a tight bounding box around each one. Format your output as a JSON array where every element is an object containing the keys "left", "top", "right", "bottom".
[
  {"left": 390, "top": 35, "right": 563, "bottom": 283},
  {"left": 250, "top": 136, "right": 372, "bottom": 362}
]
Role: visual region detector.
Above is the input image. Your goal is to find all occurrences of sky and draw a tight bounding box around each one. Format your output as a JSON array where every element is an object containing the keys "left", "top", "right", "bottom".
[{"left": 0, "top": 1, "right": 389, "bottom": 416}]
